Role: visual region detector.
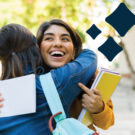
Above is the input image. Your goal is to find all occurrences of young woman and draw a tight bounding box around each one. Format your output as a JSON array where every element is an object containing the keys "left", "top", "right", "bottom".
[
  {"left": 0, "top": 23, "right": 97, "bottom": 135},
  {"left": 36, "top": 19, "right": 114, "bottom": 131}
]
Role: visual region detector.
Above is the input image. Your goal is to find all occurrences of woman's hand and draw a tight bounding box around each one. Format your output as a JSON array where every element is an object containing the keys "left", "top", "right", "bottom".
[
  {"left": 78, "top": 83, "right": 104, "bottom": 114},
  {"left": 0, "top": 93, "right": 4, "bottom": 108}
]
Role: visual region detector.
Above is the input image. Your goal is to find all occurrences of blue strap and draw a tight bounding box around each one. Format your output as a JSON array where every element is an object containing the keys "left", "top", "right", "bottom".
[{"left": 39, "top": 72, "right": 66, "bottom": 122}]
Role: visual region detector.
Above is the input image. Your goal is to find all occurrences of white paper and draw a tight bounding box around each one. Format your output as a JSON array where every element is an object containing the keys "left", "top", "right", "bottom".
[{"left": 0, "top": 74, "right": 36, "bottom": 117}]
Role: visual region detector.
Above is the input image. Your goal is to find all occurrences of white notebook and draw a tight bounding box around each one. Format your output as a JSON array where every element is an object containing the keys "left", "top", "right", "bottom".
[{"left": 0, "top": 74, "right": 36, "bottom": 117}]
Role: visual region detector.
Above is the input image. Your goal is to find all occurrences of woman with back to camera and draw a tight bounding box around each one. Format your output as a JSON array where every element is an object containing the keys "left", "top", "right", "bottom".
[{"left": 0, "top": 23, "right": 97, "bottom": 135}]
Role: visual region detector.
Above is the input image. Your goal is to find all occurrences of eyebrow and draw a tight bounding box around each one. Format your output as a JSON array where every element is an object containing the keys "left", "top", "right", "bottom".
[
  {"left": 44, "top": 33, "right": 54, "bottom": 36},
  {"left": 44, "top": 33, "right": 70, "bottom": 37},
  {"left": 61, "top": 34, "right": 70, "bottom": 37}
]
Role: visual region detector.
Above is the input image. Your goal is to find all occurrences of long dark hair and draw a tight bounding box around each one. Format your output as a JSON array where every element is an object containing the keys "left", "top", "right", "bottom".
[
  {"left": 0, "top": 23, "right": 42, "bottom": 80},
  {"left": 36, "top": 19, "right": 82, "bottom": 58}
]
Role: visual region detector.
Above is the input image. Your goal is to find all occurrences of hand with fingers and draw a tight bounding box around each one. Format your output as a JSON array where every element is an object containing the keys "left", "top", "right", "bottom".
[
  {"left": 0, "top": 93, "right": 4, "bottom": 109},
  {"left": 78, "top": 83, "right": 104, "bottom": 114}
]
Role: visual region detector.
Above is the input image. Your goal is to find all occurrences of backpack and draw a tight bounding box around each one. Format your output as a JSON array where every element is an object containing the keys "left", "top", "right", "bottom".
[{"left": 40, "top": 73, "right": 99, "bottom": 135}]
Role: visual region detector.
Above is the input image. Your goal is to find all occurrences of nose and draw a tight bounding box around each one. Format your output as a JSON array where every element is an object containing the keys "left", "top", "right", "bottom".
[{"left": 53, "top": 38, "right": 62, "bottom": 47}]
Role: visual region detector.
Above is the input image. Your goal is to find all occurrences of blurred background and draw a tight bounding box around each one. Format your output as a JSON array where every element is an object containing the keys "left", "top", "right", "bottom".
[{"left": 0, "top": 0, "right": 135, "bottom": 134}]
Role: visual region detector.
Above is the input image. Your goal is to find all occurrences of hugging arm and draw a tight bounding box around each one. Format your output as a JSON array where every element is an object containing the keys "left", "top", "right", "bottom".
[{"left": 50, "top": 49, "right": 97, "bottom": 108}]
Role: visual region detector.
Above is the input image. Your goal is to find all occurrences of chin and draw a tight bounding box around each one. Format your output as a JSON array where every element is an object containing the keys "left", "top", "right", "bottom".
[{"left": 50, "top": 63, "right": 65, "bottom": 68}]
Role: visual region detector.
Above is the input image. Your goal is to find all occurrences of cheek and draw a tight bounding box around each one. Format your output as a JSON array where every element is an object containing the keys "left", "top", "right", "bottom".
[
  {"left": 69, "top": 46, "right": 75, "bottom": 57},
  {"left": 40, "top": 46, "right": 45, "bottom": 56},
  {"left": 66, "top": 47, "right": 75, "bottom": 61},
  {"left": 40, "top": 42, "right": 48, "bottom": 53},
  {"left": 67, "top": 43, "right": 74, "bottom": 52}
]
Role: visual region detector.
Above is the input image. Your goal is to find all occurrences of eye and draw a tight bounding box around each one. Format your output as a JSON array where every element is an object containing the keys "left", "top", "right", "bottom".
[
  {"left": 44, "top": 37, "right": 53, "bottom": 41},
  {"left": 62, "top": 37, "right": 70, "bottom": 41}
]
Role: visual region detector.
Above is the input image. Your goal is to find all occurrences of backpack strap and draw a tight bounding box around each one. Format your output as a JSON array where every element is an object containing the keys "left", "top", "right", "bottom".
[{"left": 39, "top": 72, "right": 66, "bottom": 122}]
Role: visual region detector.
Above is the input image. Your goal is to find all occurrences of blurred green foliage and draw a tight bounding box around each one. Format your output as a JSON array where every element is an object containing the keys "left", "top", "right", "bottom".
[{"left": 0, "top": 0, "right": 93, "bottom": 42}]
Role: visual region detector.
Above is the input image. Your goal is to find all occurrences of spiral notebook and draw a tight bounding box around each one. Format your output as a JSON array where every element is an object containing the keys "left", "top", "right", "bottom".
[{"left": 78, "top": 68, "right": 122, "bottom": 126}]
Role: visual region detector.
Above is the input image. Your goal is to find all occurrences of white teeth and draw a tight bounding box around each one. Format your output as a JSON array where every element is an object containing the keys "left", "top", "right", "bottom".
[{"left": 51, "top": 51, "right": 64, "bottom": 56}]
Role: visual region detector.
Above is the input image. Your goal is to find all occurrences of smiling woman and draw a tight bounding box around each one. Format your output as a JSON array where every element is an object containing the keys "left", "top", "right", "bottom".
[
  {"left": 36, "top": 19, "right": 82, "bottom": 70},
  {"left": 36, "top": 19, "right": 114, "bottom": 133},
  {"left": 40, "top": 25, "right": 75, "bottom": 68}
]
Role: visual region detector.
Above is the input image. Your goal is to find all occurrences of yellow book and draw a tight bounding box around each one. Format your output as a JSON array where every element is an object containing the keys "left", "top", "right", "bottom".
[{"left": 78, "top": 68, "right": 122, "bottom": 126}]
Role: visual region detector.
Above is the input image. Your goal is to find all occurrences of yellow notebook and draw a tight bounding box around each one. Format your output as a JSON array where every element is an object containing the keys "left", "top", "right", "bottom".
[{"left": 78, "top": 68, "right": 122, "bottom": 126}]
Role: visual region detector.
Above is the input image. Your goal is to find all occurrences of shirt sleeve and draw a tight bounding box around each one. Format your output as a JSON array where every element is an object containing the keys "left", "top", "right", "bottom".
[{"left": 91, "top": 99, "right": 114, "bottom": 130}]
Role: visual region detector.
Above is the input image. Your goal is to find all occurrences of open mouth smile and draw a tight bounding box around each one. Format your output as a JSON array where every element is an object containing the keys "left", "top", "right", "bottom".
[{"left": 50, "top": 50, "right": 65, "bottom": 58}]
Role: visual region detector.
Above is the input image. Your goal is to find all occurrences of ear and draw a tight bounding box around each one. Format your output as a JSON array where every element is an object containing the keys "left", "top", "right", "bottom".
[{"left": 71, "top": 49, "right": 75, "bottom": 60}]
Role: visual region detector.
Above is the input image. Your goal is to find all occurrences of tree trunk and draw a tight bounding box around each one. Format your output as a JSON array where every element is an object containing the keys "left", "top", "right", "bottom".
[{"left": 119, "top": 40, "right": 135, "bottom": 89}]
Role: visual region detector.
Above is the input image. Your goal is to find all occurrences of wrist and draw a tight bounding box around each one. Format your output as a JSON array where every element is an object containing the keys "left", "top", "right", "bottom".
[{"left": 93, "top": 101, "right": 105, "bottom": 114}]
